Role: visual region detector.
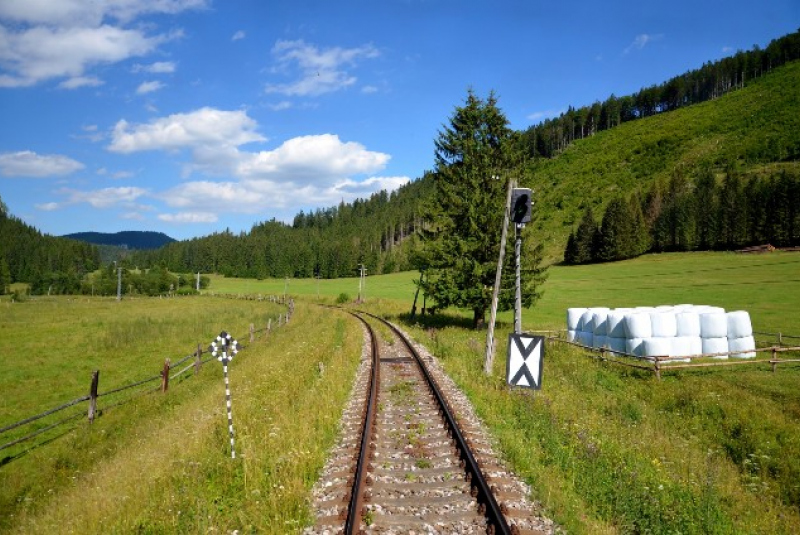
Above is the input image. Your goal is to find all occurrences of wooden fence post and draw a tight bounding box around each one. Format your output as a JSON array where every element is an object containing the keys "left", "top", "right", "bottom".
[
  {"left": 88, "top": 370, "right": 99, "bottom": 423},
  {"left": 278, "top": 313, "right": 283, "bottom": 327},
  {"left": 195, "top": 344, "right": 202, "bottom": 375},
  {"left": 267, "top": 318, "right": 271, "bottom": 337},
  {"left": 250, "top": 323, "right": 255, "bottom": 343},
  {"left": 654, "top": 358, "right": 662, "bottom": 381},
  {"left": 772, "top": 346, "right": 778, "bottom": 372},
  {"left": 161, "top": 358, "right": 171, "bottom": 392}
]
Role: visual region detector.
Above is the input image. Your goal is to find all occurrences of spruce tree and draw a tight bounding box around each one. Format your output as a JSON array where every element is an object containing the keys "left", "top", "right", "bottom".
[{"left": 418, "top": 90, "right": 544, "bottom": 328}]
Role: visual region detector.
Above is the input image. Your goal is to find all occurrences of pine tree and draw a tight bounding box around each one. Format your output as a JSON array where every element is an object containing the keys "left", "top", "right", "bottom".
[{"left": 419, "top": 90, "right": 543, "bottom": 328}]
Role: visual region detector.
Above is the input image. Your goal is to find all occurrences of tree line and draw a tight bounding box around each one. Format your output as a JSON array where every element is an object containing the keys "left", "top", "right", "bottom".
[
  {"left": 564, "top": 167, "right": 800, "bottom": 264},
  {"left": 0, "top": 198, "right": 99, "bottom": 295},
  {"left": 521, "top": 29, "right": 800, "bottom": 159},
  {"left": 130, "top": 177, "right": 435, "bottom": 279}
]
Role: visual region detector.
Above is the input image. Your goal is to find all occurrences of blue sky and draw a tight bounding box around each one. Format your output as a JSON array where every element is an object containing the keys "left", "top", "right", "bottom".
[{"left": 0, "top": 0, "right": 798, "bottom": 240}]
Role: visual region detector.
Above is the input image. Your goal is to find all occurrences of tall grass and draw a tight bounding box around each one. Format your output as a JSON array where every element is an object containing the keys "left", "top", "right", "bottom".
[
  {"left": 2, "top": 251, "right": 799, "bottom": 533},
  {"left": 1, "top": 297, "right": 362, "bottom": 533}
]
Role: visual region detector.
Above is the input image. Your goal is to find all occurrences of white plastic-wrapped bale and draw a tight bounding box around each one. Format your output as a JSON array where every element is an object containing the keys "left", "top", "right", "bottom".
[
  {"left": 567, "top": 330, "right": 578, "bottom": 343},
  {"left": 580, "top": 310, "right": 595, "bottom": 335},
  {"left": 592, "top": 311, "right": 609, "bottom": 336},
  {"left": 606, "top": 311, "right": 627, "bottom": 338},
  {"left": 608, "top": 337, "right": 627, "bottom": 354},
  {"left": 656, "top": 305, "right": 675, "bottom": 312},
  {"left": 643, "top": 337, "right": 673, "bottom": 359},
  {"left": 593, "top": 335, "right": 609, "bottom": 349},
  {"left": 668, "top": 336, "right": 697, "bottom": 362},
  {"left": 727, "top": 311, "right": 753, "bottom": 339},
  {"left": 624, "top": 312, "right": 652, "bottom": 339},
  {"left": 577, "top": 331, "right": 593, "bottom": 348},
  {"left": 567, "top": 308, "right": 586, "bottom": 331},
  {"left": 729, "top": 336, "right": 756, "bottom": 358},
  {"left": 702, "top": 337, "right": 729, "bottom": 359},
  {"left": 626, "top": 338, "right": 645, "bottom": 357},
  {"left": 651, "top": 312, "right": 678, "bottom": 338},
  {"left": 676, "top": 312, "right": 701, "bottom": 337},
  {"left": 700, "top": 312, "right": 728, "bottom": 339}
]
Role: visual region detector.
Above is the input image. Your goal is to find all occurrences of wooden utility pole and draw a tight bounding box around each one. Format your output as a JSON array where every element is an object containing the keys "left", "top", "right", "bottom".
[{"left": 484, "top": 178, "right": 515, "bottom": 375}]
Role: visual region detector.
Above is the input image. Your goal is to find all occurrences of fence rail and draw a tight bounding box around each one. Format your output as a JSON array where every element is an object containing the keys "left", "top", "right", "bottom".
[{"left": 0, "top": 295, "right": 294, "bottom": 462}]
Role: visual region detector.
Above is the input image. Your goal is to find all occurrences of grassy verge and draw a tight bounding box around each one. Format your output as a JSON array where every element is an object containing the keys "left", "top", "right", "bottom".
[
  {"left": 381, "top": 305, "right": 800, "bottom": 534},
  {"left": 1, "top": 297, "right": 362, "bottom": 534}
]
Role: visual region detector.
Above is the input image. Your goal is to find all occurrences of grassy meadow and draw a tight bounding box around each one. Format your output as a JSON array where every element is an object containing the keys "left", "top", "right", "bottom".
[{"left": 1, "top": 250, "right": 799, "bottom": 533}]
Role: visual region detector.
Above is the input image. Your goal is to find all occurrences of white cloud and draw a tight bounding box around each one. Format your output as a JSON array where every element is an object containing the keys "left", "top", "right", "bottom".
[
  {"left": 133, "top": 61, "right": 176, "bottom": 73},
  {"left": 60, "top": 186, "right": 148, "bottom": 208},
  {"left": 35, "top": 202, "right": 60, "bottom": 211},
  {"left": 108, "top": 107, "right": 265, "bottom": 154},
  {"left": 159, "top": 212, "right": 218, "bottom": 223},
  {"left": 623, "top": 33, "right": 664, "bottom": 54},
  {"left": 265, "top": 39, "right": 379, "bottom": 96},
  {"left": 527, "top": 109, "right": 565, "bottom": 122},
  {"left": 104, "top": 107, "right": 402, "bottom": 222},
  {"left": 231, "top": 30, "right": 246, "bottom": 41},
  {"left": 121, "top": 211, "right": 145, "bottom": 220},
  {"left": 136, "top": 80, "right": 165, "bottom": 94},
  {"left": 238, "top": 134, "right": 390, "bottom": 186},
  {"left": 0, "top": 24, "right": 176, "bottom": 88},
  {"left": 0, "top": 1, "right": 198, "bottom": 88},
  {"left": 0, "top": 0, "right": 208, "bottom": 27},
  {"left": 0, "top": 150, "right": 84, "bottom": 177},
  {"left": 59, "top": 75, "right": 104, "bottom": 89},
  {"left": 361, "top": 85, "right": 378, "bottom": 94},
  {"left": 268, "top": 101, "right": 293, "bottom": 111}
]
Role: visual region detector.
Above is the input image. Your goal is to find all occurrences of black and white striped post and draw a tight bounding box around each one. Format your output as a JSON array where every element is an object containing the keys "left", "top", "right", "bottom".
[{"left": 209, "top": 331, "right": 240, "bottom": 459}]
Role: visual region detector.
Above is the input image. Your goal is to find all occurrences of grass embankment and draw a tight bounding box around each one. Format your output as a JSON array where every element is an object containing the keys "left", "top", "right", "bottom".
[
  {"left": 2, "top": 251, "right": 799, "bottom": 533},
  {"left": 208, "top": 251, "right": 800, "bottom": 533},
  {"left": 0, "top": 296, "right": 363, "bottom": 533}
]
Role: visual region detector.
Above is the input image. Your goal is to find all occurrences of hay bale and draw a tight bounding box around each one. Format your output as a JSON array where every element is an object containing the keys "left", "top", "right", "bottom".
[
  {"left": 729, "top": 336, "right": 756, "bottom": 359},
  {"left": 650, "top": 312, "right": 678, "bottom": 338},
  {"left": 700, "top": 312, "right": 728, "bottom": 338},
  {"left": 608, "top": 337, "right": 627, "bottom": 354},
  {"left": 676, "top": 312, "right": 701, "bottom": 337},
  {"left": 626, "top": 337, "right": 645, "bottom": 357},
  {"left": 643, "top": 337, "right": 672, "bottom": 358},
  {"left": 567, "top": 308, "right": 586, "bottom": 331},
  {"left": 592, "top": 311, "right": 609, "bottom": 336},
  {"left": 567, "top": 330, "right": 578, "bottom": 343},
  {"left": 624, "top": 312, "right": 652, "bottom": 339},
  {"left": 593, "top": 335, "right": 608, "bottom": 349},
  {"left": 606, "top": 311, "right": 627, "bottom": 338},
  {"left": 727, "top": 311, "right": 753, "bottom": 338},
  {"left": 577, "top": 331, "right": 593, "bottom": 347},
  {"left": 671, "top": 336, "right": 698, "bottom": 358},
  {"left": 702, "top": 337, "right": 729, "bottom": 359},
  {"left": 580, "top": 310, "right": 595, "bottom": 334}
]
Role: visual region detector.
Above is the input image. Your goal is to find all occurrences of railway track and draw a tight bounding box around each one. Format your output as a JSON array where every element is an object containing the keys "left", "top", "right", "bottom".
[{"left": 305, "top": 310, "right": 555, "bottom": 534}]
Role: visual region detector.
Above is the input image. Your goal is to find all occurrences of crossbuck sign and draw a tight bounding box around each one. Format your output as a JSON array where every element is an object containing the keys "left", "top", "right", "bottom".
[{"left": 506, "top": 333, "right": 544, "bottom": 389}]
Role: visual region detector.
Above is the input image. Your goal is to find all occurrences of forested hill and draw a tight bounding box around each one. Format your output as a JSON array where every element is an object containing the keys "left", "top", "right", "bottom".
[
  {"left": 525, "top": 57, "right": 800, "bottom": 261},
  {"left": 134, "top": 57, "right": 800, "bottom": 277},
  {"left": 0, "top": 199, "right": 99, "bottom": 292},
  {"left": 64, "top": 231, "right": 176, "bottom": 250}
]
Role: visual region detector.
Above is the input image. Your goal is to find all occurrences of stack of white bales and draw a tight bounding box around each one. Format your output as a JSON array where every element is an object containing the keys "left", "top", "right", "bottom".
[{"left": 566, "top": 306, "right": 756, "bottom": 360}]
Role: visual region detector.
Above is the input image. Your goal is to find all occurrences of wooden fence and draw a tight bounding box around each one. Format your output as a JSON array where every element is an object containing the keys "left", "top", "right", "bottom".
[
  {"left": 540, "top": 329, "right": 800, "bottom": 380},
  {"left": 0, "top": 295, "right": 294, "bottom": 464}
]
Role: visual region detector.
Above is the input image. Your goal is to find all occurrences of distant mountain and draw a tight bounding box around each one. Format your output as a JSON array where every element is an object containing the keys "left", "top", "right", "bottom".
[{"left": 63, "top": 231, "right": 176, "bottom": 250}]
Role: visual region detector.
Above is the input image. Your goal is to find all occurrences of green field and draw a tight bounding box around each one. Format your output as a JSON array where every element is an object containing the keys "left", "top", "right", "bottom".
[
  {"left": 208, "top": 251, "right": 800, "bottom": 335},
  {"left": 2, "top": 251, "right": 800, "bottom": 533}
]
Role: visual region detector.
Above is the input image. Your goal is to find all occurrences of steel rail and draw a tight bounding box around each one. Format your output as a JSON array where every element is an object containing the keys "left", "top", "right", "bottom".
[
  {"left": 360, "top": 311, "right": 512, "bottom": 535},
  {"left": 344, "top": 311, "right": 380, "bottom": 534}
]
